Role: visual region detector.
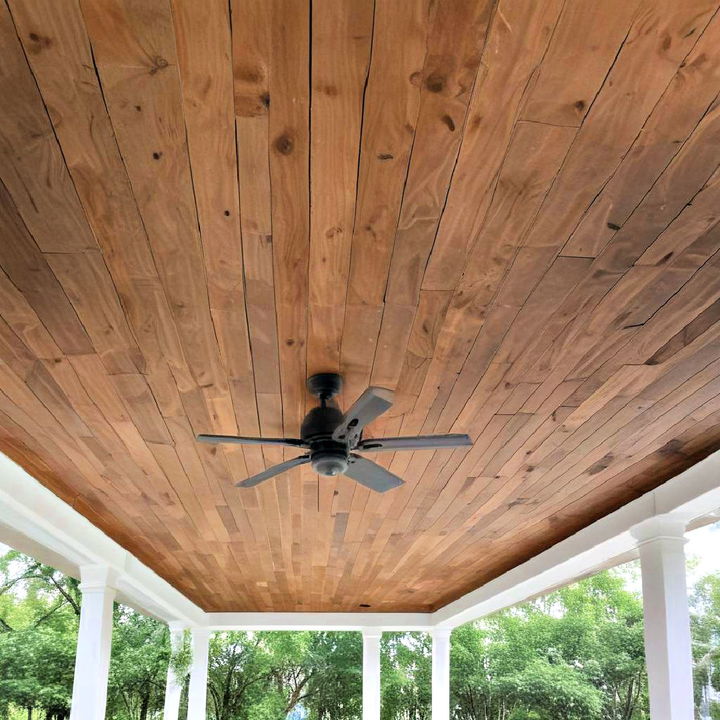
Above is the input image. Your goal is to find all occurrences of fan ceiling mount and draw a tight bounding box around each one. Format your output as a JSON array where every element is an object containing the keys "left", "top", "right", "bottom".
[{"left": 197, "top": 373, "right": 472, "bottom": 493}]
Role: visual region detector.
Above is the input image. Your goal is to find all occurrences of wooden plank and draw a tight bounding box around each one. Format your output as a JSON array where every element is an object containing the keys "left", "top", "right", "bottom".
[
  {"left": 520, "top": 0, "right": 717, "bottom": 268},
  {"left": 0, "top": 2, "right": 96, "bottom": 253},
  {"left": 421, "top": 0, "right": 565, "bottom": 290},
  {"left": 0, "top": 183, "right": 92, "bottom": 355},
  {"left": 565, "top": 12, "right": 720, "bottom": 257},
  {"left": 266, "top": 0, "right": 311, "bottom": 435},
  {"left": 307, "top": 0, "right": 373, "bottom": 373},
  {"left": 172, "top": 0, "right": 260, "bottom": 437},
  {"left": 520, "top": 0, "right": 641, "bottom": 127},
  {"left": 79, "top": 0, "right": 233, "bottom": 424},
  {"left": 7, "top": 0, "right": 198, "bottom": 404},
  {"left": 230, "top": 0, "right": 283, "bottom": 467},
  {"left": 0, "top": 0, "right": 719, "bottom": 612},
  {"left": 339, "top": 0, "right": 433, "bottom": 399}
]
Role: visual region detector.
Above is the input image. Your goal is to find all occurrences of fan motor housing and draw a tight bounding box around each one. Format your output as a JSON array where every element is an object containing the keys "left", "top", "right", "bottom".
[{"left": 301, "top": 405, "right": 349, "bottom": 476}]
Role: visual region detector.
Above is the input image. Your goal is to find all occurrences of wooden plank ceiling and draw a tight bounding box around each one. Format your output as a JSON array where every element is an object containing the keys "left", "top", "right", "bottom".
[{"left": 1, "top": 0, "right": 720, "bottom": 612}]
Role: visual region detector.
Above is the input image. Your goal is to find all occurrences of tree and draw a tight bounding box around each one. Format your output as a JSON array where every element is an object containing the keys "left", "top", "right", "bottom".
[
  {"left": 449, "top": 570, "right": 648, "bottom": 720},
  {"left": 691, "top": 574, "right": 720, "bottom": 718},
  {"left": 106, "top": 606, "right": 170, "bottom": 720},
  {"left": 0, "top": 551, "right": 78, "bottom": 720},
  {"left": 207, "top": 631, "right": 276, "bottom": 720},
  {"left": 205, "top": 630, "right": 362, "bottom": 720},
  {"left": 304, "top": 632, "right": 361, "bottom": 720},
  {"left": 381, "top": 633, "right": 430, "bottom": 720}
]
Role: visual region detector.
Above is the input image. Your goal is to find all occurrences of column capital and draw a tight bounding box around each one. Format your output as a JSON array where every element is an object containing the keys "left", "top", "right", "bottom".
[
  {"left": 430, "top": 627, "right": 452, "bottom": 640},
  {"left": 78, "top": 564, "right": 117, "bottom": 593},
  {"left": 189, "top": 626, "right": 211, "bottom": 638},
  {"left": 168, "top": 620, "right": 187, "bottom": 633},
  {"left": 361, "top": 627, "right": 383, "bottom": 640},
  {"left": 631, "top": 514, "right": 688, "bottom": 546}
]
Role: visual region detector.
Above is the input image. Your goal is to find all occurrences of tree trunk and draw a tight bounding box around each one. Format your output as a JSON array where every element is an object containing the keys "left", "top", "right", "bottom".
[{"left": 139, "top": 692, "right": 150, "bottom": 720}]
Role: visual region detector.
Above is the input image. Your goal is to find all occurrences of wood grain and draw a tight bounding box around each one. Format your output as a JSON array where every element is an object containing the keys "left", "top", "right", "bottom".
[{"left": 1, "top": 0, "right": 720, "bottom": 611}]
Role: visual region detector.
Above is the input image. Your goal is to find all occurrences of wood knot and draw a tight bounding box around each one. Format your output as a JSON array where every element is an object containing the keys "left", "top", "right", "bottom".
[
  {"left": 441, "top": 114, "right": 455, "bottom": 132},
  {"left": 238, "top": 66, "right": 262, "bottom": 83},
  {"left": 27, "top": 32, "right": 52, "bottom": 51},
  {"left": 425, "top": 74, "right": 445, "bottom": 93},
  {"left": 574, "top": 99, "right": 585, "bottom": 111},
  {"left": 377, "top": 153, "right": 393, "bottom": 160},
  {"left": 260, "top": 93, "right": 270, "bottom": 108},
  {"left": 150, "top": 56, "right": 169, "bottom": 74},
  {"left": 274, "top": 134, "right": 294, "bottom": 155}
]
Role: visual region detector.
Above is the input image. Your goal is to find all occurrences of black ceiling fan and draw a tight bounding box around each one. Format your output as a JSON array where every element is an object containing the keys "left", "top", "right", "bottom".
[{"left": 196, "top": 373, "right": 472, "bottom": 493}]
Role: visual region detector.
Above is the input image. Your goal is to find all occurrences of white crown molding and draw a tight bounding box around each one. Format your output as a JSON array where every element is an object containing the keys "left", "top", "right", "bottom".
[{"left": 205, "top": 613, "right": 432, "bottom": 632}]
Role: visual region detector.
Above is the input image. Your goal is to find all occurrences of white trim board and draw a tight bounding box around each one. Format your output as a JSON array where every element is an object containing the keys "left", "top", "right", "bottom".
[
  {"left": 206, "top": 613, "right": 433, "bottom": 631},
  {"left": 1, "top": 447, "right": 720, "bottom": 630}
]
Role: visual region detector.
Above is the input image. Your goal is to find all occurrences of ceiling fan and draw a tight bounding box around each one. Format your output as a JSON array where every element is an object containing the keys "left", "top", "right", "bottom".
[{"left": 197, "top": 373, "right": 472, "bottom": 493}]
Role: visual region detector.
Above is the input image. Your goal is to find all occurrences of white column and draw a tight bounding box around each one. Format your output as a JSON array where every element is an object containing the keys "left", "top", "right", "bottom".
[
  {"left": 69, "top": 565, "right": 116, "bottom": 720},
  {"left": 431, "top": 628, "right": 451, "bottom": 720},
  {"left": 634, "top": 517, "right": 694, "bottom": 720},
  {"left": 362, "top": 629, "right": 382, "bottom": 720},
  {"left": 163, "top": 622, "right": 186, "bottom": 720},
  {"left": 187, "top": 627, "right": 210, "bottom": 720}
]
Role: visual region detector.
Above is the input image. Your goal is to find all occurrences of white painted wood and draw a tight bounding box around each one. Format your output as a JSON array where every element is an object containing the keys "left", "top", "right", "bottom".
[
  {"left": 431, "top": 629, "right": 451, "bottom": 720},
  {"left": 362, "top": 629, "right": 382, "bottom": 720},
  {"left": 206, "top": 612, "right": 431, "bottom": 631},
  {"left": 163, "top": 622, "right": 186, "bottom": 720},
  {"left": 69, "top": 565, "right": 116, "bottom": 720},
  {"left": 634, "top": 517, "right": 694, "bottom": 720},
  {"left": 187, "top": 628, "right": 210, "bottom": 720}
]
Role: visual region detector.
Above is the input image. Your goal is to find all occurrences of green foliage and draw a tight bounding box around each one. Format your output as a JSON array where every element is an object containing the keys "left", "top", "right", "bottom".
[
  {"left": 0, "top": 626, "right": 75, "bottom": 719},
  {"left": 106, "top": 606, "right": 170, "bottom": 720},
  {"left": 0, "top": 551, "right": 79, "bottom": 719},
  {"left": 691, "top": 573, "right": 720, "bottom": 714},
  {"left": 1, "top": 548, "right": 720, "bottom": 720},
  {"left": 381, "top": 632, "right": 430, "bottom": 720},
  {"left": 170, "top": 629, "right": 192, "bottom": 680},
  {"left": 205, "top": 630, "right": 362, "bottom": 720},
  {"left": 450, "top": 571, "right": 648, "bottom": 720}
]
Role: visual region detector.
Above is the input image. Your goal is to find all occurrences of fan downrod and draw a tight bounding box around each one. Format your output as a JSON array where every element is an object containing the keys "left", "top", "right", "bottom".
[{"left": 306, "top": 372, "right": 343, "bottom": 401}]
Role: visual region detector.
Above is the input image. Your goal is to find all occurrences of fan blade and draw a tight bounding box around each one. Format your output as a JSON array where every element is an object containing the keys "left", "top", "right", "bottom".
[
  {"left": 356, "top": 434, "right": 472, "bottom": 452},
  {"left": 197, "top": 434, "right": 307, "bottom": 448},
  {"left": 332, "top": 386, "right": 394, "bottom": 444},
  {"left": 344, "top": 455, "right": 404, "bottom": 493},
  {"left": 236, "top": 455, "right": 311, "bottom": 488}
]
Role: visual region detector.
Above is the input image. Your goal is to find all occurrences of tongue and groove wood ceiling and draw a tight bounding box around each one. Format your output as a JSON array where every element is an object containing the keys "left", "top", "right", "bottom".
[{"left": 1, "top": 0, "right": 720, "bottom": 613}]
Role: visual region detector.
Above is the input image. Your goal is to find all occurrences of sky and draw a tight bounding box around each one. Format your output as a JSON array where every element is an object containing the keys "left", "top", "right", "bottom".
[{"left": 685, "top": 521, "right": 720, "bottom": 585}]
